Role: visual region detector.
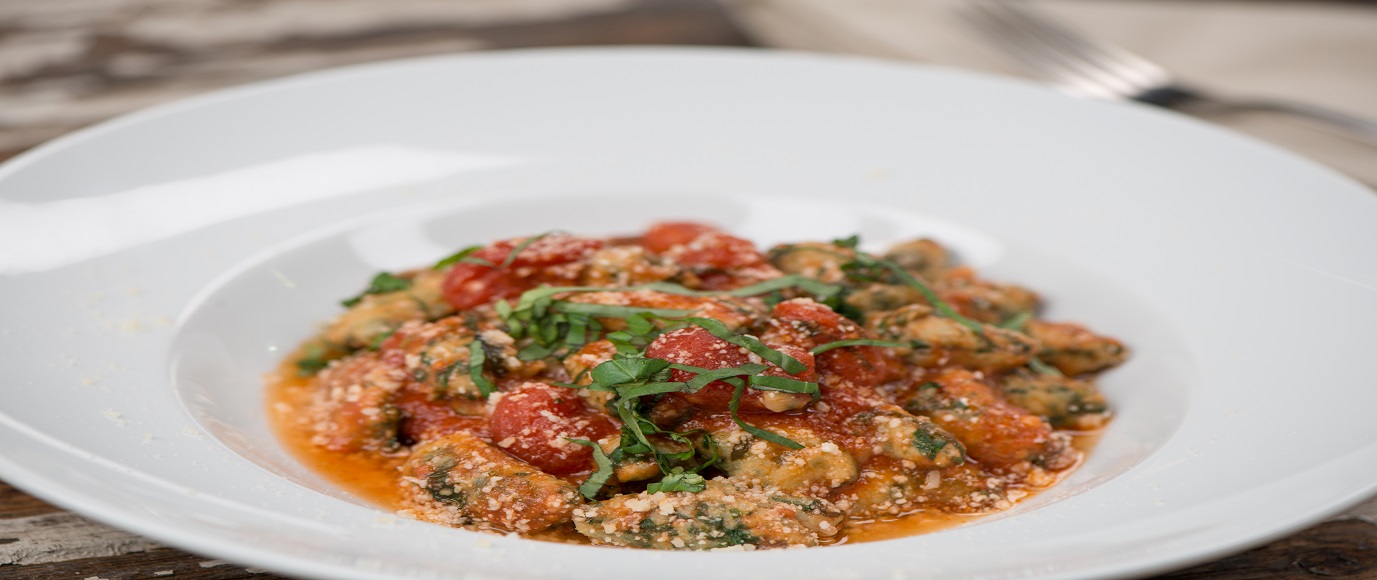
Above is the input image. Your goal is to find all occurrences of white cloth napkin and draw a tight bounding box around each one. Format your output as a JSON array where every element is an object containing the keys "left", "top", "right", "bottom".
[{"left": 720, "top": 0, "right": 1377, "bottom": 187}]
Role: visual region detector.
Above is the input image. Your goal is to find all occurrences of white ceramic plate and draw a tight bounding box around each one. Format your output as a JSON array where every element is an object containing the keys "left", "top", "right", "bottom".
[{"left": 2, "top": 47, "right": 1375, "bottom": 579}]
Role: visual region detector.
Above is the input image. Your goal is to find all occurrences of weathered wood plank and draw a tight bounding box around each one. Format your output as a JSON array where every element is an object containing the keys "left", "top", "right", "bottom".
[
  {"left": 0, "top": 0, "right": 750, "bottom": 161},
  {"left": 0, "top": 482, "right": 60, "bottom": 520},
  {"left": 0, "top": 513, "right": 162, "bottom": 567},
  {"left": 1158, "top": 519, "right": 1377, "bottom": 579},
  {"left": 0, "top": 547, "right": 287, "bottom": 580}
]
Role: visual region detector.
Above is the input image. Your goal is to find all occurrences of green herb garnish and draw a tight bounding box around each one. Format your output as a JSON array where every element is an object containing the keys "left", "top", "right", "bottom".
[
  {"left": 1028, "top": 357, "right": 1063, "bottom": 377},
  {"left": 340, "top": 272, "right": 412, "bottom": 307},
  {"left": 368, "top": 328, "right": 397, "bottom": 351},
  {"left": 647, "top": 467, "right": 707, "bottom": 494},
  {"left": 467, "top": 338, "right": 496, "bottom": 397},
  {"left": 687, "top": 317, "right": 808, "bottom": 375},
  {"left": 432, "top": 245, "right": 483, "bottom": 270},
  {"left": 728, "top": 380, "right": 804, "bottom": 450},
  {"left": 832, "top": 235, "right": 989, "bottom": 337},
  {"left": 912, "top": 428, "right": 950, "bottom": 460},
  {"left": 809, "top": 338, "right": 911, "bottom": 355},
  {"left": 998, "top": 311, "right": 1034, "bottom": 331},
  {"left": 500, "top": 232, "right": 554, "bottom": 268},
  {"left": 567, "top": 438, "right": 615, "bottom": 499},
  {"left": 591, "top": 354, "right": 671, "bottom": 387},
  {"left": 296, "top": 346, "right": 331, "bottom": 376}
]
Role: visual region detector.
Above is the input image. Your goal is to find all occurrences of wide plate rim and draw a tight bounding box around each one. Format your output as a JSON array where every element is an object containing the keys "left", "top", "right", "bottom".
[{"left": 2, "top": 46, "right": 1375, "bottom": 580}]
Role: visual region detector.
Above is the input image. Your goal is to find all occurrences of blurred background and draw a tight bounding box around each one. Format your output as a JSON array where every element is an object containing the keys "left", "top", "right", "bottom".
[
  {"left": 1, "top": 0, "right": 1374, "bottom": 578},
  {"left": 0, "top": 0, "right": 747, "bottom": 162},
  {"left": 1, "top": 0, "right": 1374, "bottom": 184}
]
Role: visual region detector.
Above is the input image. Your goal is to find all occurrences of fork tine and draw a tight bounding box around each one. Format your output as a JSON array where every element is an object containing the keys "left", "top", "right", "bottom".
[
  {"left": 992, "top": 0, "right": 1171, "bottom": 88},
  {"left": 965, "top": 0, "right": 1377, "bottom": 143},
  {"left": 962, "top": 1, "right": 1133, "bottom": 99}
]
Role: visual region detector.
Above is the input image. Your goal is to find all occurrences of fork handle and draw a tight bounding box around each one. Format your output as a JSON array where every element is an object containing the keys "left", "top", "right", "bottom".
[{"left": 1179, "top": 91, "right": 1377, "bottom": 147}]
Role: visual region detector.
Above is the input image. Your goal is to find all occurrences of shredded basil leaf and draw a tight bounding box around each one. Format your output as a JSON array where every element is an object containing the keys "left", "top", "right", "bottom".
[
  {"left": 617, "top": 381, "right": 690, "bottom": 399},
  {"left": 728, "top": 381, "right": 804, "bottom": 450},
  {"left": 340, "top": 272, "right": 412, "bottom": 307},
  {"left": 467, "top": 339, "right": 496, "bottom": 397},
  {"left": 590, "top": 355, "right": 671, "bottom": 386},
  {"left": 912, "top": 428, "right": 950, "bottom": 461},
  {"left": 615, "top": 399, "right": 657, "bottom": 454},
  {"left": 687, "top": 317, "right": 807, "bottom": 375},
  {"left": 500, "top": 232, "right": 553, "bottom": 268},
  {"left": 367, "top": 329, "right": 397, "bottom": 351},
  {"left": 681, "top": 363, "right": 768, "bottom": 391},
  {"left": 826, "top": 234, "right": 990, "bottom": 336},
  {"left": 551, "top": 302, "right": 692, "bottom": 319},
  {"left": 865, "top": 256, "right": 987, "bottom": 337},
  {"left": 432, "top": 245, "right": 483, "bottom": 270},
  {"left": 809, "top": 338, "right": 911, "bottom": 355},
  {"left": 748, "top": 374, "right": 820, "bottom": 399},
  {"left": 625, "top": 313, "right": 656, "bottom": 335},
  {"left": 998, "top": 311, "right": 1034, "bottom": 331},
  {"left": 567, "top": 438, "right": 614, "bottom": 499},
  {"left": 296, "top": 351, "right": 330, "bottom": 376},
  {"left": 647, "top": 467, "right": 707, "bottom": 494},
  {"left": 516, "top": 341, "right": 559, "bottom": 361},
  {"left": 1028, "top": 357, "right": 1062, "bottom": 377}
]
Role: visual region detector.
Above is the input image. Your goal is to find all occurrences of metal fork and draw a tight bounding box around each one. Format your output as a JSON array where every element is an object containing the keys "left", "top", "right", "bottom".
[{"left": 960, "top": 0, "right": 1377, "bottom": 146}]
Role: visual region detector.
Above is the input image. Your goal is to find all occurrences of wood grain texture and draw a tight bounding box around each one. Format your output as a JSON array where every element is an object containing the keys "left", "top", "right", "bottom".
[
  {"left": 0, "top": 0, "right": 749, "bottom": 161},
  {"left": 0, "top": 513, "right": 162, "bottom": 566},
  {"left": 1, "top": 548, "right": 281, "bottom": 580},
  {"left": 0, "top": 482, "right": 60, "bottom": 520},
  {"left": 1159, "top": 520, "right": 1377, "bottom": 580},
  {"left": 1, "top": 0, "right": 1375, "bottom": 579}
]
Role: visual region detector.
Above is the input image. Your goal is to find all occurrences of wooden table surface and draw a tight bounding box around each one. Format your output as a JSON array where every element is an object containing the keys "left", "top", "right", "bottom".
[{"left": 2, "top": 0, "right": 1375, "bottom": 578}]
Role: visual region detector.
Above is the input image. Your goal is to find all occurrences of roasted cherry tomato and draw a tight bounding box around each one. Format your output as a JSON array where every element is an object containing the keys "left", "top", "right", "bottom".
[
  {"left": 645, "top": 326, "right": 817, "bottom": 413},
  {"left": 642, "top": 222, "right": 717, "bottom": 253},
  {"left": 441, "top": 234, "right": 603, "bottom": 310},
  {"left": 642, "top": 222, "right": 778, "bottom": 290},
  {"left": 671, "top": 231, "right": 766, "bottom": 270},
  {"left": 489, "top": 382, "right": 617, "bottom": 475},
  {"left": 765, "top": 298, "right": 902, "bottom": 387},
  {"left": 644, "top": 222, "right": 766, "bottom": 270}
]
